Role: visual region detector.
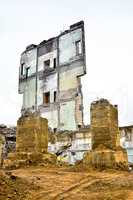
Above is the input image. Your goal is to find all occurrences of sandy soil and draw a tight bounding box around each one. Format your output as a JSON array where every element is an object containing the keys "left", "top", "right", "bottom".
[{"left": 0, "top": 166, "right": 133, "bottom": 200}]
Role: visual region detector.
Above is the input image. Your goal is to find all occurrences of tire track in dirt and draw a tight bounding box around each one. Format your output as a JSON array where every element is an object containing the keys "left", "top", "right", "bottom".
[
  {"left": 31, "top": 175, "right": 97, "bottom": 200},
  {"left": 51, "top": 174, "right": 123, "bottom": 200},
  {"left": 51, "top": 177, "right": 103, "bottom": 200}
]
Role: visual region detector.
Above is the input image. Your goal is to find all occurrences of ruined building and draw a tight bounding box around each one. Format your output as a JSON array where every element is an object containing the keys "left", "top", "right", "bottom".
[{"left": 19, "top": 21, "right": 86, "bottom": 131}]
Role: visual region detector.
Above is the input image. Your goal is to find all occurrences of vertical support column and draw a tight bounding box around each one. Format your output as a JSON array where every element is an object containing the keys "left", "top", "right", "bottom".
[{"left": 35, "top": 47, "right": 38, "bottom": 112}]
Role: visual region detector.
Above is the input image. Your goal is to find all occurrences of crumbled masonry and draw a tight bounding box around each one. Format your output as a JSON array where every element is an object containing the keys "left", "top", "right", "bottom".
[
  {"left": 83, "top": 99, "right": 128, "bottom": 170},
  {"left": 3, "top": 113, "right": 56, "bottom": 169}
]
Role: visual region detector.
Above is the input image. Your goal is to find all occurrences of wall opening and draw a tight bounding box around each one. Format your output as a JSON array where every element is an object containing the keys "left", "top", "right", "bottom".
[
  {"left": 44, "top": 59, "right": 50, "bottom": 69},
  {"left": 26, "top": 67, "right": 30, "bottom": 79},
  {"left": 78, "top": 124, "right": 81, "bottom": 128},
  {"left": 53, "top": 128, "right": 57, "bottom": 133},
  {"left": 21, "top": 63, "right": 24, "bottom": 76},
  {"left": 53, "top": 58, "right": 56, "bottom": 68},
  {"left": 75, "top": 40, "right": 82, "bottom": 56},
  {"left": 43, "top": 92, "right": 50, "bottom": 104},
  {"left": 54, "top": 91, "right": 57, "bottom": 102}
]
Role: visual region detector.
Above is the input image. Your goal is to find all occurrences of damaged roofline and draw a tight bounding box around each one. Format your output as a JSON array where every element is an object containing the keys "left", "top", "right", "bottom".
[{"left": 21, "top": 20, "right": 85, "bottom": 55}]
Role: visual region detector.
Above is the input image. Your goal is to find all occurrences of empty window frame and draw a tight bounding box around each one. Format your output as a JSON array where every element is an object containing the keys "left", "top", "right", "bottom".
[
  {"left": 53, "top": 128, "right": 57, "bottom": 133},
  {"left": 20, "top": 63, "right": 24, "bottom": 76},
  {"left": 53, "top": 58, "right": 56, "bottom": 69},
  {"left": 26, "top": 67, "right": 30, "bottom": 79},
  {"left": 44, "top": 59, "right": 50, "bottom": 69},
  {"left": 78, "top": 124, "right": 81, "bottom": 128},
  {"left": 75, "top": 40, "right": 82, "bottom": 56},
  {"left": 54, "top": 91, "right": 57, "bottom": 102},
  {"left": 43, "top": 92, "right": 50, "bottom": 104}
]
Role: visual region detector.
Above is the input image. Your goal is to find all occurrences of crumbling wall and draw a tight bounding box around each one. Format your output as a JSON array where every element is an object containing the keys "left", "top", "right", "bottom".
[
  {"left": 20, "top": 77, "right": 36, "bottom": 110},
  {"left": 38, "top": 73, "right": 58, "bottom": 129},
  {"left": 4, "top": 114, "right": 57, "bottom": 169},
  {"left": 83, "top": 99, "right": 128, "bottom": 170},
  {"left": 18, "top": 21, "right": 86, "bottom": 132},
  {"left": 59, "top": 27, "right": 83, "bottom": 65},
  {"left": 16, "top": 114, "right": 48, "bottom": 153},
  {"left": 60, "top": 101, "right": 76, "bottom": 130},
  {"left": 91, "top": 99, "right": 119, "bottom": 150}
]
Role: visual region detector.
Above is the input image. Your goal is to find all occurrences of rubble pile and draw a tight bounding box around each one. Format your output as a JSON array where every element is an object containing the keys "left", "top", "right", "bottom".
[
  {"left": 0, "top": 170, "right": 36, "bottom": 200},
  {"left": 0, "top": 124, "right": 16, "bottom": 156}
]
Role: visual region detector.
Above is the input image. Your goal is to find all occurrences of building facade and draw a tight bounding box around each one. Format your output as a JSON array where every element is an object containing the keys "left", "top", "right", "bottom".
[{"left": 19, "top": 21, "right": 86, "bottom": 131}]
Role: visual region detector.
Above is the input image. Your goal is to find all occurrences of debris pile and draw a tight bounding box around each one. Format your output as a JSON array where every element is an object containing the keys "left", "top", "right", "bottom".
[
  {"left": 0, "top": 170, "right": 37, "bottom": 200},
  {"left": 0, "top": 124, "right": 16, "bottom": 157}
]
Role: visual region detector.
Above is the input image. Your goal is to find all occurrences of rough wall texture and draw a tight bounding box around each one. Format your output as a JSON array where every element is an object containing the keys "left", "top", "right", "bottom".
[
  {"left": 0, "top": 125, "right": 16, "bottom": 161},
  {"left": 91, "top": 99, "right": 119, "bottom": 150},
  {"left": 83, "top": 99, "right": 128, "bottom": 170},
  {"left": 83, "top": 148, "right": 128, "bottom": 170},
  {"left": 19, "top": 21, "right": 86, "bottom": 131},
  {"left": 3, "top": 114, "right": 57, "bottom": 169},
  {"left": 60, "top": 101, "right": 76, "bottom": 130},
  {"left": 16, "top": 114, "right": 48, "bottom": 153},
  {"left": 0, "top": 135, "right": 5, "bottom": 167}
]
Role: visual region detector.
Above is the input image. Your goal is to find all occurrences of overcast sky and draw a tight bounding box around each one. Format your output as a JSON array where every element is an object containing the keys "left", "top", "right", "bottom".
[{"left": 0, "top": 0, "right": 133, "bottom": 126}]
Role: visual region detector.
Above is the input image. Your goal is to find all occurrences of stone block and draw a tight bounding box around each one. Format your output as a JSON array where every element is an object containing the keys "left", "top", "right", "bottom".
[
  {"left": 3, "top": 114, "right": 57, "bottom": 169},
  {"left": 16, "top": 114, "right": 48, "bottom": 153},
  {"left": 83, "top": 99, "right": 128, "bottom": 170},
  {"left": 91, "top": 99, "right": 119, "bottom": 150},
  {"left": 83, "top": 146, "right": 128, "bottom": 170}
]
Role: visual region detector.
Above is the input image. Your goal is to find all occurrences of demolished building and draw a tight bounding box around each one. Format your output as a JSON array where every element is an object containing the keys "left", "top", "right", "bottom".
[
  {"left": 17, "top": 21, "right": 133, "bottom": 165},
  {"left": 19, "top": 21, "right": 86, "bottom": 131}
]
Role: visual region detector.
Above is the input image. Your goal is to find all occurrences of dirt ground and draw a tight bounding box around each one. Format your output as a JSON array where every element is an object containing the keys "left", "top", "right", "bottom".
[{"left": 0, "top": 166, "right": 133, "bottom": 200}]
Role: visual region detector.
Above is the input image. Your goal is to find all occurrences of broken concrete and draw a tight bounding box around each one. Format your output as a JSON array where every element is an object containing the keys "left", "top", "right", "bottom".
[{"left": 83, "top": 99, "right": 128, "bottom": 170}]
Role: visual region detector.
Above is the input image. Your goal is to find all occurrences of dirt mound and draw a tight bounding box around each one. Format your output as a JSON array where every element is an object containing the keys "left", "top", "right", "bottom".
[{"left": 0, "top": 170, "right": 38, "bottom": 200}]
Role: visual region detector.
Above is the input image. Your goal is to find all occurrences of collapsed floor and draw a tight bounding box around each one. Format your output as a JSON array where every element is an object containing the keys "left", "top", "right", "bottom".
[{"left": 0, "top": 166, "right": 133, "bottom": 200}]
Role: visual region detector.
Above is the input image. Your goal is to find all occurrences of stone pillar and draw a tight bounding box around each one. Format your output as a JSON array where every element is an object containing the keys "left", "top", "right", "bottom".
[
  {"left": 4, "top": 113, "right": 56, "bottom": 169},
  {"left": 91, "top": 99, "right": 119, "bottom": 150},
  {"left": 16, "top": 115, "right": 48, "bottom": 153},
  {"left": 83, "top": 99, "right": 128, "bottom": 170}
]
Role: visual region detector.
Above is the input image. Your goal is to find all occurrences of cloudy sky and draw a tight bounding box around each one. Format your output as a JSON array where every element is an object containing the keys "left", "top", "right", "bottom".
[{"left": 0, "top": 0, "right": 133, "bottom": 126}]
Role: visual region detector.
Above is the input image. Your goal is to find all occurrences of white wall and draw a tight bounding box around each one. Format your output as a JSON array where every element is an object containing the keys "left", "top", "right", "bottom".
[
  {"left": 41, "top": 110, "right": 58, "bottom": 129},
  {"left": 38, "top": 50, "right": 57, "bottom": 71},
  {"left": 60, "top": 101, "right": 76, "bottom": 130},
  {"left": 37, "top": 73, "right": 57, "bottom": 106},
  {"left": 59, "top": 28, "right": 82, "bottom": 64},
  {"left": 20, "top": 48, "right": 37, "bottom": 76}
]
